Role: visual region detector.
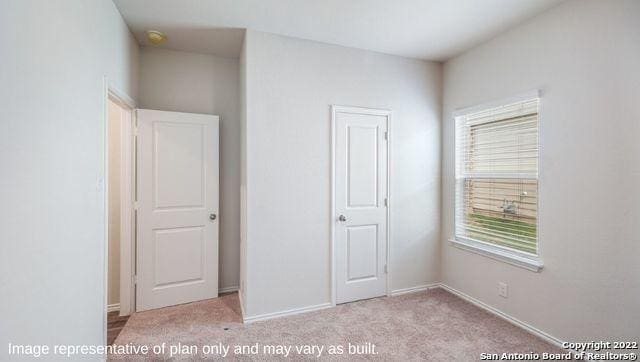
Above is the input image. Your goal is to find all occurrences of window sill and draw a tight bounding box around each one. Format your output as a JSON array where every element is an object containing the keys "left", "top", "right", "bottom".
[{"left": 449, "top": 237, "right": 544, "bottom": 272}]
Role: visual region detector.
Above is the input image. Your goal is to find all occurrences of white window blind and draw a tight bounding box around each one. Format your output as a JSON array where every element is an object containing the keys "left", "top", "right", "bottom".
[{"left": 455, "top": 98, "right": 539, "bottom": 255}]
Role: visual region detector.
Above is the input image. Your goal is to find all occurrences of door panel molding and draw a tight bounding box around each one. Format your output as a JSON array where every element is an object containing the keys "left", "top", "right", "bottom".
[{"left": 331, "top": 105, "right": 391, "bottom": 306}]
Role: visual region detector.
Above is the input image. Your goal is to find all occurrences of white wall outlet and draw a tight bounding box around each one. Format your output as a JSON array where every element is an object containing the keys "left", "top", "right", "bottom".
[{"left": 498, "top": 282, "right": 508, "bottom": 298}]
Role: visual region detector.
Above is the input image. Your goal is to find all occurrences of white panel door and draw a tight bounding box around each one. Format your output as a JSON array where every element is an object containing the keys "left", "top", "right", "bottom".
[
  {"left": 136, "top": 109, "right": 219, "bottom": 311},
  {"left": 334, "top": 107, "right": 389, "bottom": 304}
]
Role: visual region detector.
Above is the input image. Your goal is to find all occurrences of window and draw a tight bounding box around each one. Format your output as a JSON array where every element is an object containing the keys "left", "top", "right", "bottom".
[{"left": 454, "top": 96, "right": 541, "bottom": 270}]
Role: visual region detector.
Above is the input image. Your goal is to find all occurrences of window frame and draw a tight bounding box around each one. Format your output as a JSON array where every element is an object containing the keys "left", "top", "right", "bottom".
[{"left": 450, "top": 91, "right": 543, "bottom": 272}]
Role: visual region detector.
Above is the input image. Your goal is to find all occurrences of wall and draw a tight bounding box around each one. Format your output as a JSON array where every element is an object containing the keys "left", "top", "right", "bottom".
[
  {"left": 243, "top": 30, "right": 442, "bottom": 318},
  {"left": 442, "top": 0, "right": 640, "bottom": 341},
  {"left": 108, "top": 100, "right": 122, "bottom": 307},
  {"left": 238, "top": 36, "right": 248, "bottom": 312},
  {"left": 139, "top": 47, "right": 241, "bottom": 291},
  {"left": 0, "top": 0, "right": 139, "bottom": 353}
]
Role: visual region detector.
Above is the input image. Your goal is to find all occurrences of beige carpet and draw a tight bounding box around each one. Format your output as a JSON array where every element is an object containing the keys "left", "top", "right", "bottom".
[{"left": 111, "top": 288, "right": 563, "bottom": 360}]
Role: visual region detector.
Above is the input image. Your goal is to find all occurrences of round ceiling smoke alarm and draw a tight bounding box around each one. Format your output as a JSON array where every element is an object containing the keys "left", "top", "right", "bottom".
[{"left": 145, "top": 30, "right": 167, "bottom": 45}]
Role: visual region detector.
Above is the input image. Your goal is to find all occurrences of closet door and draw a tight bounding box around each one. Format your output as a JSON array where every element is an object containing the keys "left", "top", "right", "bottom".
[{"left": 136, "top": 109, "right": 219, "bottom": 311}]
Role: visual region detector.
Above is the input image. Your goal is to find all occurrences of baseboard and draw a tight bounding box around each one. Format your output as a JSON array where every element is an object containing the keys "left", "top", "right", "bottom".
[
  {"left": 240, "top": 282, "right": 437, "bottom": 324},
  {"left": 243, "top": 302, "right": 332, "bottom": 324},
  {"left": 438, "top": 283, "right": 565, "bottom": 348},
  {"left": 236, "top": 282, "right": 566, "bottom": 353},
  {"left": 240, "top": 283, "right": 440, "bottom": 323},
  {"left": 219, "top": 285, "right": 239, "bottom": 294},
  {"left": 107, "top": 303, "right": 120, "bottom": 313},
  {"left": 390, "top": 283, "right": 441, "bottom": 296}
]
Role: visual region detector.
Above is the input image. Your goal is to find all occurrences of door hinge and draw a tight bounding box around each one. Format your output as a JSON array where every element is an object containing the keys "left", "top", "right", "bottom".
[
  {"left": 384, "top": 131, "right": 388, "bottom": 140},
  {"left": 133, "top": 201, "right": 140, "bottom": 210},
  {"left": 133, "top": 275, "right": 138, "bottom": 285},
  {"left": 384, "top": 198, "right": 388, "bottom": 207},
  {"left": 384, "top": 264, "right": 388, "bottom": 274}
]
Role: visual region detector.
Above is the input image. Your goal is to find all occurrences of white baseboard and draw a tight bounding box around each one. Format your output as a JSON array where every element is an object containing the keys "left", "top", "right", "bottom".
[
  {"left": 438, "top": 283, "right": 565, "bottom": 348},
  {"left": 241, "top": 282, "right": 439, "bottom": 324},
  {"left": 390, "top": 283, "right": 441, "bottom": 296},
  {"left": 219, "top": 285, "right": 239, "bottom": 294},
  {"left": 107, "top": 303, "right": 120, "bottom": 313},
  {"left": 237, "top": 281, "right": 566, "bottom": 354},
  {"left": 243, "top": 302, "right": 332, "bottom": 324}
]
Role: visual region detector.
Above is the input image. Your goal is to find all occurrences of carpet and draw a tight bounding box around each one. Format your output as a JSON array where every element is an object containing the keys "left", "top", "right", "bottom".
[{"left": 111, "top": 288, "right": 563, "bottom": 360}]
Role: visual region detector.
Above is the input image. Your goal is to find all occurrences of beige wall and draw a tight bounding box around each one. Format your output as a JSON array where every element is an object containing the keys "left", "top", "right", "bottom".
[
  {"left": 139, "top": 47, "right": 241, "bottom": 291},
  {"left": 442, "top": 0, "right": 640, "bottom": 341},
  {"left": 0, "top": 0, "right": 139, "bottom": 351},
  {"left": 239, "top": 36, "right": 248, "bottom": 310},
  {"left": 242, "top": 31, "right": 442, "bottom": 318}
]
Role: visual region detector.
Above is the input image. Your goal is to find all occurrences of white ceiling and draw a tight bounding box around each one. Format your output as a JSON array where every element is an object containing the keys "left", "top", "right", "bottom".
[{"left": 114, "top": 0, "right": 563, "bottom": 61}]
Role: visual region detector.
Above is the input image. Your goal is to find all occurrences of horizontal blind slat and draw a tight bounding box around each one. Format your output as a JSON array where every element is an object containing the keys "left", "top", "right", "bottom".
[{"left": 455, "top": 97, "right": 539, "bottom": 255}]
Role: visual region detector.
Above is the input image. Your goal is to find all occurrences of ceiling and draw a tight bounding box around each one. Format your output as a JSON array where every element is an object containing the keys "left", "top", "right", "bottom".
[{"left": 114, "top": 0, "right": 563, "bottom": 61}]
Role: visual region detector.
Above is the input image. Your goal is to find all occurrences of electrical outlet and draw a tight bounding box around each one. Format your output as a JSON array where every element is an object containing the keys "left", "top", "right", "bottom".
[{"left": 498, "top": 282, "right": 508, "bottom": 298}]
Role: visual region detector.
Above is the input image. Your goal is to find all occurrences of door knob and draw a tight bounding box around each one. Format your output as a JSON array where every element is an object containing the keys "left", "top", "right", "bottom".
[
  {"left": 338, "top": 215, "right": 347, "bottom": 222},
  {"left": 210, "top": 213, "right": 217, "bottom": 221}
]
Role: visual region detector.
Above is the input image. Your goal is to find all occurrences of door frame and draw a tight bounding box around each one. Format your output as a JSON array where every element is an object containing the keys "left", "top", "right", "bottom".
[
  {"left": 330, "top": 105, "right": 392, "bottom": 306},
  {"left": 102, "top": 77, "right": 136, "bottom": 344}
]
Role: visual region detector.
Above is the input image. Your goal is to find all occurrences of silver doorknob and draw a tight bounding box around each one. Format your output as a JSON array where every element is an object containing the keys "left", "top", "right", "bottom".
[
  {"left": 210, "top": 213, "right": 217, "bottom": 221},
  {"left": 338, "top": 215, "right": 347, "bottom": 222}
]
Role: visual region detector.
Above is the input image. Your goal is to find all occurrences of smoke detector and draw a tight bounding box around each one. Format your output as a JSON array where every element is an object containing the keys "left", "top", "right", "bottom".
[{"left": 145, "top": 30, "right": 167, "bottom": 46}]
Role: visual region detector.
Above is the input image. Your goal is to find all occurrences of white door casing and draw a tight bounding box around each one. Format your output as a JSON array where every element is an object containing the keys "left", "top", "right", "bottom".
[
  {"left": 136, "top": 109, "right": 219, "bottom": 311},
  {"left": 333, "top": 106, "right": 389, "bottom": 304}
]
